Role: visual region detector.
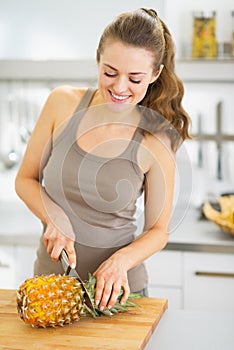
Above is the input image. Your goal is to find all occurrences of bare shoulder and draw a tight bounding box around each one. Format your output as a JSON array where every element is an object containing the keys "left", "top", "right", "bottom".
[
  {"left": 50, "top": 85, "right": 87, "bottom": 101},
  {"left": 147, "top": 131, "right": 174, "bottom": 153},
  {"left": 139, "top": 131, "right": 175, "bottom": 173},
  {"left": 46, "top": 85, "right": 88, "bottom": 123},
  {"left": 39, "top": 85, "right": 88, "bottom": 140}
]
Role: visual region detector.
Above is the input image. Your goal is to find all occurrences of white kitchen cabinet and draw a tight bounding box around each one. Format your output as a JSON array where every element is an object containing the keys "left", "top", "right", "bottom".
[
  {"left": 145, "top": 251, "right": 183, "bottom": 309},
  {"left": 183, "top": 252, "right": 234, "bottom": 312},
  {"left": 146, "top": 250, "right": 234, "bottom": 311},
  {"left": 0, "top": 246, "right": 16, "bottom": 289}
]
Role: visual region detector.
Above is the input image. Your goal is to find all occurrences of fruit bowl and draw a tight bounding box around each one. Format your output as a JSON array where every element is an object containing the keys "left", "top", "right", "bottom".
[{"left": 202, "top": 195, "right": 234, "bottom": 236}]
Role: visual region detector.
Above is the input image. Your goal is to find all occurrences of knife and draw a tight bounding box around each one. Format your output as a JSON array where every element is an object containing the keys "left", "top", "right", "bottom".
[{"left": 60, "top": 249, "right": 95, "bottom": 312}]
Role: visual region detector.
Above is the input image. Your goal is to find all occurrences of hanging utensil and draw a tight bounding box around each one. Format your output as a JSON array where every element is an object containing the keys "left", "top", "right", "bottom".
[
  {"left": 2, "top": 93, "right": 19, "bottom": 169},
  {"left": 216, "top": 101, "right": 222, "bottom": 180},
  {"left": 197, "top": 113, "right": 203, "bottom": 168}
]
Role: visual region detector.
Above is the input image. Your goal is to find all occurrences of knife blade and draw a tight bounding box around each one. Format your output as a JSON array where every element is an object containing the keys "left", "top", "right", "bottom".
[{"left": 60, "top": 249, "right": 95, "bottom": 312}]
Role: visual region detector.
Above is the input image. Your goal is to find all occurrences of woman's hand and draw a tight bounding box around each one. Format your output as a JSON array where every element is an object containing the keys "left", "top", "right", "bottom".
[
  {"left": 43, "top": 218, "right": 76, "bottom": 269},
  {"left": 93, "top": 252, "right": 131, "bottom": 310}
]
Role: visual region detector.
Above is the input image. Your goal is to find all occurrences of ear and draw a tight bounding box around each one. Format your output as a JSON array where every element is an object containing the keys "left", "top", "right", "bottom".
[
  {"left": 150, "top": 64, "right": 164, "bottom": 84},
  {"left": 96, "top": 49, "right": 100, "bottom": 64}
]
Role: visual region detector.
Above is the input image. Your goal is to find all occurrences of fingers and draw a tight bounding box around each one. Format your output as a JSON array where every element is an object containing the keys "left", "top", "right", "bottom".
[
  {"left": 94, "top": 277, "right": 105, "bottom": 308},
  {"left": 119, "top": 284, "right": 130, "bottom": 305},
  {"left": 94, "top": 276, "right": 130, "bottom": 310},
  {"left": 105, "top": 283, "right": 121, "bottom": 309},
  {"left": 65, "top": 241, "right": 76, "bottom": 269},
  {"left": 43, "top": 223, "right": 76, "bottom": 266}
]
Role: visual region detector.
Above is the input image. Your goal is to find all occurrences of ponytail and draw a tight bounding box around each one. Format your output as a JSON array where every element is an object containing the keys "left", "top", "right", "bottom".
[{"left": 139, "top": 12, "right": 191, "bottom": 149}]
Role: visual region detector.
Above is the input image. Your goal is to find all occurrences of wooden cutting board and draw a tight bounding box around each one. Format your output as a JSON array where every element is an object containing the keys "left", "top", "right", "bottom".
[{"left": 0, "top": 289, "right": 167, "bottom": 350}]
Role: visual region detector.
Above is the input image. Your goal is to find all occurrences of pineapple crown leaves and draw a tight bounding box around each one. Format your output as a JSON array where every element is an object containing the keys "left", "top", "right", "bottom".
[{"left": 84, "top": 273, "right": 142, "bottom": 318}]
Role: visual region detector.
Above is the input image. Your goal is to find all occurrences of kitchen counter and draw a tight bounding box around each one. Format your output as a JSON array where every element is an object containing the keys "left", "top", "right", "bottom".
[
  {"left": 0, "top": 198, "right": 233, "bottom": 253},
  {"left": 167, "top": 207, "right": 234, "bottom": 254},
  {"left": 0, "top": 289, "right": 168, "bottom": 350},
  {"left": 0, "top": 200, "right": 42, "bottom": 246},
  {"left": 145, "top": 309, "right": 234, "bottom": 350},
  {"left": 0, "top": 288, "right": 233, "bottom": 350},
  {"left": 0, "top": 167, "right": 233, "bottom": 252}
]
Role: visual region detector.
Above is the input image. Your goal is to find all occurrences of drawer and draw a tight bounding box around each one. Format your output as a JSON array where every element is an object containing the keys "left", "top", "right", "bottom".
[
  {"left": 145, "top": 250, "right": 183, "bottom": 287},
  {"left": 183, "top": 252, "right": 234, "bottom": 311}
]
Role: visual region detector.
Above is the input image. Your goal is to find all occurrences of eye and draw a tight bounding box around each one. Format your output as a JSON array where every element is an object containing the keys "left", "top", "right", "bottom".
[
  {"left": 104, "top": 72, "right": 116, "bottom": 78},
  {"left": 129, "top": 78, "right": 141, "bottom": 84}
]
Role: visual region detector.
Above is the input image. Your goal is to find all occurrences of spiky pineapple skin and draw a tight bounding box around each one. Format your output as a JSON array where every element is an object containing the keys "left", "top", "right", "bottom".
[
  {"left": 17, "top": 273, "right": 142, "bottom": 328},
  {"left": 17, "top": 274, "right": 84, "bottom": 328}
]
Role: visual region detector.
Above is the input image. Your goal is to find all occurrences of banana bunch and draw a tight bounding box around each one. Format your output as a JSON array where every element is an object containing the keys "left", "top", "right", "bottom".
[{"left": 203, "top": 195, "right": 234, "bottom": 235}]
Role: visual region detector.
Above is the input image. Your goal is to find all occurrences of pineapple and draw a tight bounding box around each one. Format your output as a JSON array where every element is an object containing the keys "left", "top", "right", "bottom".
[{"left": 17, "top": 273, "right": 141, "bottom": 328}]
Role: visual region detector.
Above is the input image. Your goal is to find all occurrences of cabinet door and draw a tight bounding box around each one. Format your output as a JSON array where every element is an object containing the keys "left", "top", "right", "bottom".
[
  {"left": 184, "top": 252, "right": 234, "bottom": 311},
  {"left": 145, "top": 251, "right": 183, "bottom": 309},
  {"left": 0, "top": 246, "right": 16, "bottom": 289},
  {"left": 145, "top": 250, "right": 183, "bottom": 286}
]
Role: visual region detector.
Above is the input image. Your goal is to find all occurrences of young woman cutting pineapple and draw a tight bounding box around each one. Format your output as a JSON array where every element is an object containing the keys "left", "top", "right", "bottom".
[{"left": 15, "top": 8, "right": 191, "bottom": 318}]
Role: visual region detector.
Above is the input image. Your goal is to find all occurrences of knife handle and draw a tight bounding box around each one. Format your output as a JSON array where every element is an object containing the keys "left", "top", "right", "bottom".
[{"left": 60, "top": 249, "right": 71, "bottom": 275}]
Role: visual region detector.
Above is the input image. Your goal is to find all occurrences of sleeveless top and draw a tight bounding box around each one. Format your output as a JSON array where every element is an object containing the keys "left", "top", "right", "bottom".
[{"left": 34, "top": 87, "right": 148, "bottom": 292}]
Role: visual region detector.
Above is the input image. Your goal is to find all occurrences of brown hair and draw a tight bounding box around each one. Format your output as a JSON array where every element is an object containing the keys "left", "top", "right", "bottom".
[{"left": 97, "top": 8, "right": 191, "bottom": 150}]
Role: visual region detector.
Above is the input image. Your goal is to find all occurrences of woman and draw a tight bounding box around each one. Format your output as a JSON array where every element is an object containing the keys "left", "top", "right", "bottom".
[{"left": 15, "top": 8, "right": 190, "bottom": 311}]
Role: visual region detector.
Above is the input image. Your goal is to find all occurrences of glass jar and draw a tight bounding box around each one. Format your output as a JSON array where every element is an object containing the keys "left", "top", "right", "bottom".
[{"left": 192, "top": 11, "right": 216, "bottom": 58}]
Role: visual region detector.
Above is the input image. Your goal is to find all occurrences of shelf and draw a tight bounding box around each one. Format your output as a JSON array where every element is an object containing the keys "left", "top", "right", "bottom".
[
  {"left": 176, "top": 58, "right": 234, "bottom": 83},
  {"left": 0, "top": 58, "right": 234, "bottom": 83},
  {"left": 0, "top": 59, "right": 98, "bottom": 82}
]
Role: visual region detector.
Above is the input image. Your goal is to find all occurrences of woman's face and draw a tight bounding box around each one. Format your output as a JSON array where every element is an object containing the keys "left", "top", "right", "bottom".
[{"left": 97, "top": 40, "right": 160, "bottom": 107}]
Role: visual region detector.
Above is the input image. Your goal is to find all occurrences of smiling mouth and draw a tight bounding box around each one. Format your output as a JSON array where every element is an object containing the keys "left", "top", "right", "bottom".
[{"left": 110, "top": 91, "right": 130, "bottom": 102}]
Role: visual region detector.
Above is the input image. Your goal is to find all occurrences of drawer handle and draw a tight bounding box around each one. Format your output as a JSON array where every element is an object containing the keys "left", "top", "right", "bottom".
[{"left": 195, "top": 271, "right": 234, "bottom": 278}]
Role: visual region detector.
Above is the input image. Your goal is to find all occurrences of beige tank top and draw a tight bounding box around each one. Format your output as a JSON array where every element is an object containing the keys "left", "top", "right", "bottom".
[{"left": 35, "top": 88, "right": 148, "bottom": 291}]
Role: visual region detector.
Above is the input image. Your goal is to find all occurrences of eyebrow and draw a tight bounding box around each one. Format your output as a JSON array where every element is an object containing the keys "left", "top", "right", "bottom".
[{"left": 103, "top": 63, "right": 147, "bottom": 75}]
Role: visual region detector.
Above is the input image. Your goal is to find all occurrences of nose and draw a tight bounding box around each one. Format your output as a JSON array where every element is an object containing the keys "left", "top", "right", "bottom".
[{"left": 113, "top": 75, "right": 128, "bottom": 93}]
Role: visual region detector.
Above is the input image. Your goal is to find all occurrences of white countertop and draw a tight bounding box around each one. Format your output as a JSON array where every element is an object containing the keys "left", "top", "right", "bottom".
[
  {"left": 167, "top": 206, "right": 234, "bottom": 254},
  {"left": 0, "top": 198, "right": 234, "bottom": 253},
  {"left": 0, "top": 168, "right": 42, "bottom": 245},
  {"left": 0, "top": 168, "right": 234, "bottom": 251},
  {"left": 145, "top": 309, "right": 234, "bottom": 350},
  {"left": 0, "top": 200, "right": 42, "bottom": 245}
]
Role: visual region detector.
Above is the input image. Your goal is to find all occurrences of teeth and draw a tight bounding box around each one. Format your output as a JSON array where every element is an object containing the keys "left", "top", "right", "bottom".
[{"left": 111, "top": 92, "right": 128, "bottom": 101}]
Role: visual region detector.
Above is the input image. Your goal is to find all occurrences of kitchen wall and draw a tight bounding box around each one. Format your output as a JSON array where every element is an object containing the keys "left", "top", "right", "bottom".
[
  {"left": 2, "top": 0, "right": 232, "bottom": 60},
  {"left": 0, "top": 0, "right": 164, "bottom": 59}
]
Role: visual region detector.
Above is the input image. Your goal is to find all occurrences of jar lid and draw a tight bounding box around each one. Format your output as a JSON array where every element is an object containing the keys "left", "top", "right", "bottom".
[{"left": 193, "top": 11, "right": 216, "bottom": 18}]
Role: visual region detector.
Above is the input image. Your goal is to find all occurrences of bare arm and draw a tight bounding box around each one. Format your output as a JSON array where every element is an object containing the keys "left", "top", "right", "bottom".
[
  {"left": 15, "top": 86, "right": 81, "bottom": 268},
  {"left": 94, "top": 133, "right": 175, "bottom": 309}
]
